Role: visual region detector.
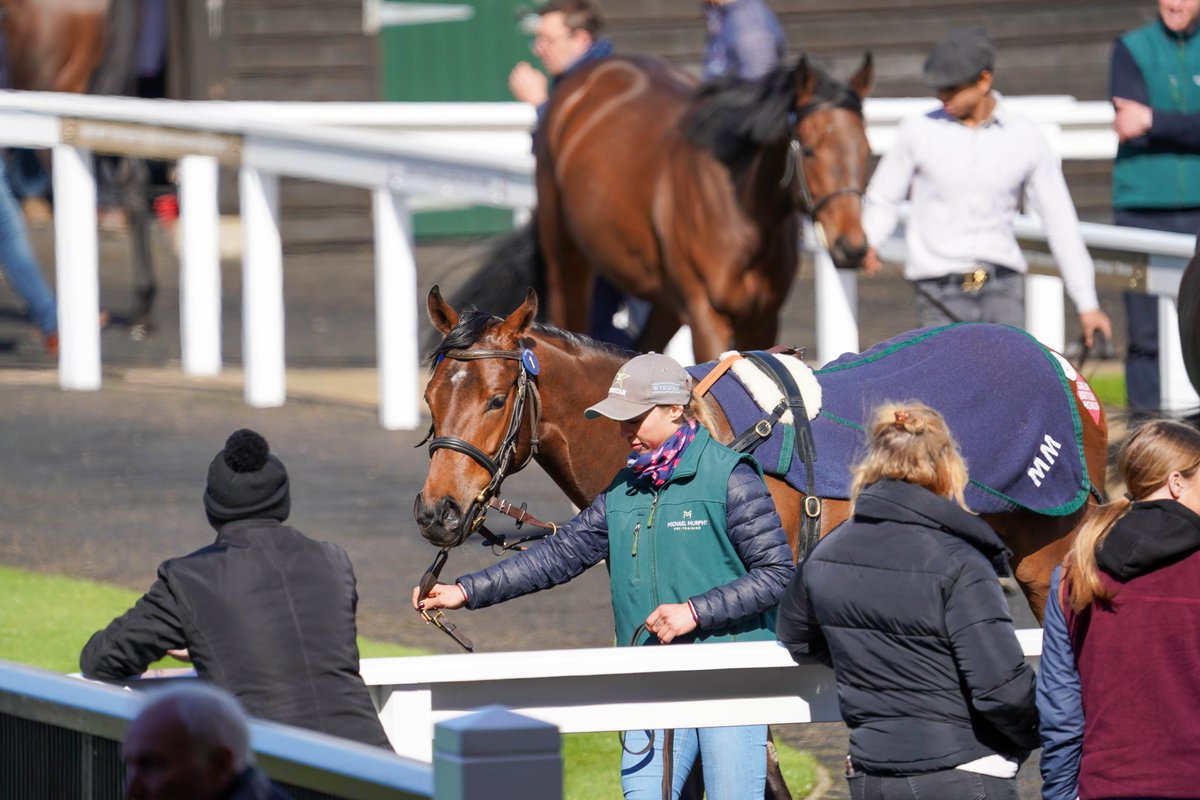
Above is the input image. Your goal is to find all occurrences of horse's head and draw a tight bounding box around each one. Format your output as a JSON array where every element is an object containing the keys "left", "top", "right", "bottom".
[
  {"left": 789, "top": 53, "right": 874, "bottom": 270},
  {"left": 415, "top": 286, "right": 541, "bottom": 548}
]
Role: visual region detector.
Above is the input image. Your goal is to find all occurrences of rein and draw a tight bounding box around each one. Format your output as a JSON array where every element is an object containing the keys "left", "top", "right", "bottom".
[{"left": 781, "top": 100, "right": 864, "bottom": 220}]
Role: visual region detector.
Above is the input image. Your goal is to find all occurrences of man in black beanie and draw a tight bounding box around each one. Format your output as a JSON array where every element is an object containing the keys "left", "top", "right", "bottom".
[{"left": 81, "top": 429, "right": 392, "bottom": 751}]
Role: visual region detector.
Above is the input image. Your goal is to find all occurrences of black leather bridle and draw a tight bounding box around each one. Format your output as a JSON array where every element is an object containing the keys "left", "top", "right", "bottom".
[
  {"left": 780, "top": 100, "right": 865, "bottom": 220},
  {"left": 421, "top": 346, "right": 543, "bottom": 548}
]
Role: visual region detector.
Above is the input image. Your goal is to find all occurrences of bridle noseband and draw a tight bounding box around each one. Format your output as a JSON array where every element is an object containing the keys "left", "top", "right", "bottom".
[
  {"left": 422, "top": 346, "right": 543, "bottom": 547},
  {"left": 780, "top": 100, "right": 865, "bottom": 220}
]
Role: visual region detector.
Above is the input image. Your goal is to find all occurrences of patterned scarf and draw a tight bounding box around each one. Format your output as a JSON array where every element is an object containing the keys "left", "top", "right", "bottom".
[{"left": 627, "top": 419, "right": 698, "bottom": 487}]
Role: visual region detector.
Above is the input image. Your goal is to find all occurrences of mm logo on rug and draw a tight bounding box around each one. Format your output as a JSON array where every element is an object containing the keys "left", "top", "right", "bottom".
[{"left": 1026, "top": 434, "right": 1063, "bottom": 488}]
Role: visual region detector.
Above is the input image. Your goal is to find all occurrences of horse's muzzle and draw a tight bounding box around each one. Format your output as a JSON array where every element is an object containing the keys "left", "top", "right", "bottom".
[
  {"left": 413, "top": 492, "right": 469, "bottom": 548},
  {"left": 829, "top": 235, "right": 868, "bottom": 271}
]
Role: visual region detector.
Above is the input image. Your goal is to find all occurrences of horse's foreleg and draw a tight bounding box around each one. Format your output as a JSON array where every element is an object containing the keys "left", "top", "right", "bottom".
[
  {"left": 118, "top": 157, "right": 156, "bottom": 337},
  {"left": 683, "top": 300, "right": 735, "bottom": 363},
  {"left": 633, "top": 302, "right": 681, "bottom": 354}
]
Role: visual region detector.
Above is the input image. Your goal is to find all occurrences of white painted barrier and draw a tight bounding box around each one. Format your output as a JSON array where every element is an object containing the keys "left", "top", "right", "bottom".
[
  {"left": 361, "top": 630, "right": 1044, "bottom": 763},
  {"left": 0, "top": 91, "right": 1194, "bottom": 425}
]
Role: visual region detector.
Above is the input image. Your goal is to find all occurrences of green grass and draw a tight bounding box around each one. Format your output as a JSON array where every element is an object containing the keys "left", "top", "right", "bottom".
[
  {"left": 1085, "top": 369, "right": 1126, "bottom": 408},
  {"left": 0, "top": 564, "right": 820, "bottom": 797}
]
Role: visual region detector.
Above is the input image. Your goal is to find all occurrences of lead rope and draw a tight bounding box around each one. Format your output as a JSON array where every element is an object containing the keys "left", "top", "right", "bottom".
[{"left": 617, "top": 623, "right": 675, "bottom": 800}]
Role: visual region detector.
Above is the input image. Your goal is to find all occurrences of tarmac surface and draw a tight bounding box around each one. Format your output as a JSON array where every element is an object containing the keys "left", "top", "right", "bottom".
[{"left": 0, "top": 217, "right": 1124, "bottom": 796}]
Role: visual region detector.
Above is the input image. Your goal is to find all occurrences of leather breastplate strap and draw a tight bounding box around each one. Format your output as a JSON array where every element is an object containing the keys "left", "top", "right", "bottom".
[{"left": 727, "top": 351, "right": 821, "bottom": 563}]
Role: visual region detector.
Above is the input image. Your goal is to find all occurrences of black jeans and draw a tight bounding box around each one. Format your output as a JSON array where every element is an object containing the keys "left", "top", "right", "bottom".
[{"left": 847, "top": 769, "right": 1019, "bottom": 800}]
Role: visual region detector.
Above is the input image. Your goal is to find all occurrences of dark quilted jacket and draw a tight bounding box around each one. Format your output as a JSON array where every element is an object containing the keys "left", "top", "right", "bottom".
[{"left": 777, "top": 479, "right": 1038, "bottom": 774}]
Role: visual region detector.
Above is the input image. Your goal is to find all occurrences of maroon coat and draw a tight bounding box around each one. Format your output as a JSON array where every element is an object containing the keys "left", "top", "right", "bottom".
[{"left": 1067, "top": 500, "right": 1200, "bottom": 799}]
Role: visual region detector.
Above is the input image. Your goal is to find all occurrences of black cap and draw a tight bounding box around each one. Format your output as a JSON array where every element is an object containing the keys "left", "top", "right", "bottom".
[
  {"left": 922, "top": 27, "right": 994, "bottom": 89},
  {"left": 203, "top": 429, "right": 290, "bottom": 526}
]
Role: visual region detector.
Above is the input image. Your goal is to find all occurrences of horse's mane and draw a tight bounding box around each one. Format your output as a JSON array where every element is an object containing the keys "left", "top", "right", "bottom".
[
  {"left": 682, "top": 58, "right": 863, "bottom": 167},
  {"left": 429, "top": 309, "right": 632, "bottom": 368}
]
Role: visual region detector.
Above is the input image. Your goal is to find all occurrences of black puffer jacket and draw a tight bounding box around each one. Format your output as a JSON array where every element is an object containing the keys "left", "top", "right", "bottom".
[
  {"left": 80, "top": 520, "right": 391, "bottom": 750},
  {"left": 777, "top": 479, "right": 1038, "bottom": 774}
]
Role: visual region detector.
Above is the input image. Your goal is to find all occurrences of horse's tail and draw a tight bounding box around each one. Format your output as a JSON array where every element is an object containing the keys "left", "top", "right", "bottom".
[
  {"left": 419, "top": 219, "right": 545, "bottom": 355},
  {"left": 88, "top": 0, "right": 138, "bottom": 97}
]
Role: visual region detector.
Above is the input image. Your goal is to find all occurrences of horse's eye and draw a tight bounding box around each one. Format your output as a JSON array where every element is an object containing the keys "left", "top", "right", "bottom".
[{"left": 487, "top": 395, "right": 506, "bottom": 410}]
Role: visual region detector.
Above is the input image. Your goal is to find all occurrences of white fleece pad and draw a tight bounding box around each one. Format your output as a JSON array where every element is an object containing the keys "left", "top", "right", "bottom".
[{"left": 720, "top": 350, "right": 822, "bottom": 424}]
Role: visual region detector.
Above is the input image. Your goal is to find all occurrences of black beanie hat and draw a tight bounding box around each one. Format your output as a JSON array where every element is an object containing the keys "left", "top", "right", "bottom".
[{"left": 203, "top": 429, "right": 291, "bottom": 525}]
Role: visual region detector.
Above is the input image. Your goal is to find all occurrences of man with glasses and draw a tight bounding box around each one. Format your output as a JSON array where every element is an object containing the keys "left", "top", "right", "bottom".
[
  {"left": 509, "top": 0, "right": 612, "bottom": 121},
  {"left": 862, "top": 27, "right": 1112, "bottom": 350}
]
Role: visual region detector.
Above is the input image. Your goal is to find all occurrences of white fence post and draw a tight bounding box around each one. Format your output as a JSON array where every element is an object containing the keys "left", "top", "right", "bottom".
[
  {"left": 51, "top": 144, "right": 101, "bottom": 391},
  {"left": 239, "top": 165, "right": 285, "bottom": 408},
  {"left": 374, "top": 188, "right": 421, "bottom": 430},
  {"left": 433, "top": 706, "right": 561, "bottom": 800},
  {"left": 1024, "top": 273, "right": 1066, "bottom": 354},
  {"left": 812, "top": 227, "right": 858, "bottom": 364},
  {"left": 179, "top": 155, "right": 222, "bottom": 376}
]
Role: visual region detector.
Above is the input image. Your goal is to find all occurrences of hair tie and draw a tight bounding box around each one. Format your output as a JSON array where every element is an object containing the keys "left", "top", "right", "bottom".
[
  {"left": 1123, "top": 492, "right": 1134, "bottom": 502},
  {"left": 894, "top": 410, "right": 909, "bottom": 429}
]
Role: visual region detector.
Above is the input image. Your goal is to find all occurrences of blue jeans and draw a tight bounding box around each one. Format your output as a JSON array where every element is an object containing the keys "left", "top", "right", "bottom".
[
  {"left": 0, "top": 160, "right": 57, "bottom": 336},
  {"left": 620, "top": 725, "right": 767, "bottom": 800}
]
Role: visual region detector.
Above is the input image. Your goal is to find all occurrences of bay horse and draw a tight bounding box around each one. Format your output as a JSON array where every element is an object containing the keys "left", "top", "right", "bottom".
[
  {"left": 416, "top": 286, "right": 1108, "bottom": 623},
  {"left": 1, "top": 0, "right": 160, "bottom": 335},
  {"left": 535, "top": 53, "right": 873, "bottom": 361}
]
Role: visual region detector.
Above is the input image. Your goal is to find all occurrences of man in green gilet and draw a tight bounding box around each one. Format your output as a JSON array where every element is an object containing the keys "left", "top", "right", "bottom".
[{"left": 1111, "top": 0, "right": 1200, "bottom": 410}]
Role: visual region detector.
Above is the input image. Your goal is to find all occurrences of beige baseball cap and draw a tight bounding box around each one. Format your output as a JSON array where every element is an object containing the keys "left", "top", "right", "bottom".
[{"left": 584, "top": 353, "right": 693, "bottom": 421}]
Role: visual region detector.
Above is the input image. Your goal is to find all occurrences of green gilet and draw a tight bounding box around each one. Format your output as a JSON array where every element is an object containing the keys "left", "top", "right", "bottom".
[
  {"left": 1112, "top": 21, "right": 1200, "bottom": 209},
  {"left": 605, "top": 426, "right": 777, "bottom": 647}
]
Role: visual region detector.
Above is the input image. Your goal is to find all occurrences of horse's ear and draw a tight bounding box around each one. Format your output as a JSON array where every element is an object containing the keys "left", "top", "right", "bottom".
[
  {"left": 499, "top": 288, "right": 539, "bottom": 337},
  {"left": 848, "top": 52, "right": 874, "bottom": 99},
  {"left": 427, "top": 285, "right": 459, "bottom": 335},
  {"left": 794, "top": 55, "right": 818, "bottom": 107}
]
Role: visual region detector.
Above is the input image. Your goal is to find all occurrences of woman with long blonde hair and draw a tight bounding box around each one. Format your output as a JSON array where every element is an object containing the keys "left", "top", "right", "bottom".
[
  {"left": 778, "top": 401, "right": 1038, "bottom": 799},
  {"left": 1038, "top": 418, "right": 1200, "bottom": 800}
]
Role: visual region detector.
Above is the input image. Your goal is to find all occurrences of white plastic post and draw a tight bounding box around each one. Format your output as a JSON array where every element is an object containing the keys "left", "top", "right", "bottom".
[
  {"left": 179, "top": 155, "right": 222, "bottom": 376},
  {"left": 812, "top": 233, "right": 858, "bottom": 364},
  {"left": 1024, "top": 273, "right": 1066, "bottom": 354},
  {"left": 433, "top": 706, "right": 561, "bottom": 800},
  {"left": 1158, "top": 294, "right": 1200, "bottom": 413},
  {"left": 238, "top": 166, "right": 285, "bottom": 407},
  {"left": 374, "top": 188, "right": 421, "bottom": 430},
  {"left": 51, "top": 144, "right": 101, "bottom": 391},
  {"left": 664, "top": 326, "right": 695, "bottom": 366}
]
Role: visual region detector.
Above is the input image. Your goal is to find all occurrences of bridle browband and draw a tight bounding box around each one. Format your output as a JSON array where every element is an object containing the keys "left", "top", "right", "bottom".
[{"left": 780, "top": 98, "right": 865, "bottom": 219}]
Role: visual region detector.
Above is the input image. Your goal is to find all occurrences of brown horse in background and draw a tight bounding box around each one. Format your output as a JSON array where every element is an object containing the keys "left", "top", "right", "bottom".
[
  {"left": 1, "top": 0, "right": 160, "bottom": 335},
  {"left": 536, "top": 54, "right": 873, "bottom": 362},
  {"left": 416, "top": 287, "right": 1108, "bottom": 622}
]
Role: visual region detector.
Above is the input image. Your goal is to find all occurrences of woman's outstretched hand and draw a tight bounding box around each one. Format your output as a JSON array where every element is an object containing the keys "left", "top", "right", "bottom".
[{"left": 412, "top": 582, "right": 467, "bottom": 611}]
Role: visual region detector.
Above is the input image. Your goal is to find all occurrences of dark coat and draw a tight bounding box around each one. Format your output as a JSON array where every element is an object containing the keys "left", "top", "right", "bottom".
[
  {"left": 777, "top": 479, "right": 1038, "bottom": 775},
  {"left": 80, "top": 520, "right": 390, "bottom": 749}
]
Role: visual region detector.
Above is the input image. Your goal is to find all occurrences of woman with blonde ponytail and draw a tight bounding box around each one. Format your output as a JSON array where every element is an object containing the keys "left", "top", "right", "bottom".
[
  {"left": 778, "top": 402, "right": 1038, "bottom": 799},
  {"left": 1038, "top": 419, "right": 1200, "bottom": 800}
]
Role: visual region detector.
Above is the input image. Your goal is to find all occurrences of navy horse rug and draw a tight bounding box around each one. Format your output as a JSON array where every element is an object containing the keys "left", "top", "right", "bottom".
[{"left": 689, "top": 323, "right": 1098, "bottom": 516}]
